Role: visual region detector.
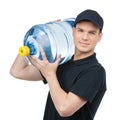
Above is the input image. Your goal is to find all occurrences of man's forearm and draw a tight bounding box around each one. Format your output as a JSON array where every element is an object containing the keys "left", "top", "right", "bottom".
[
  {"left": 10, "top": 55, "right": 29, "bottom": 73},
  {"left": 47, "top": 75, "right": 69, "bottom": 116}
]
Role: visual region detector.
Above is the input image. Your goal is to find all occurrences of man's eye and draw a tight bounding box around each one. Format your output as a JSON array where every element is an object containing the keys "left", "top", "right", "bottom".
[
  {"left": 76, "top": 28, "right": 83, "bottom": 32},
  {"left": 89, "top": 32, "right": 96, "bottom": 35},
  {"left": 78, "top": 29, "right": 82, "bottom": 32}
]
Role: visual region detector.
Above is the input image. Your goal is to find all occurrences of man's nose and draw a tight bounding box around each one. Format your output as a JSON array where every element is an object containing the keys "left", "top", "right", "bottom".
[{"left": 82, "top": 33, "right": 88, "bottom": 40}]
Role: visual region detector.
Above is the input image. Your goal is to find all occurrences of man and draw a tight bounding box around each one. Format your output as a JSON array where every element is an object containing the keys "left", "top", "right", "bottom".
[{"left": 10, "top": 9, "right": 106, "bottom": 120}]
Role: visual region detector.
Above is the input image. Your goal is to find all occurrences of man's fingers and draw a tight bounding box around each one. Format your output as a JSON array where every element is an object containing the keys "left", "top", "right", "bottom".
[
  {"left": 54, "top": 19, "right": 61, "bottom": 22},
  {"left": 40, "top": 47, "right": 47, "bottom": 61},
  {"left": 56, "top": 54, "right": 61, "bottom": 64}
]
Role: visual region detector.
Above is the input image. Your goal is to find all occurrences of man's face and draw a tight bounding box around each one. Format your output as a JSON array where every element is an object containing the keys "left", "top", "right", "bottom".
[{"left": 73, "top": 21, "right": 102, "bottom": 54}]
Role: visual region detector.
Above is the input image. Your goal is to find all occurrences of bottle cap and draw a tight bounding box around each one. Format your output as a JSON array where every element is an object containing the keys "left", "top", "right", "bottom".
[{"left": 18, "top": 46, "right": 30, "bottom": 56}]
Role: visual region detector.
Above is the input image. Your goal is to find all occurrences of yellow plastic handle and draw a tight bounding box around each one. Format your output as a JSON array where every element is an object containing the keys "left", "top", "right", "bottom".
[{"left": 18, "top": 46, "right": 30, "bottom": 57}]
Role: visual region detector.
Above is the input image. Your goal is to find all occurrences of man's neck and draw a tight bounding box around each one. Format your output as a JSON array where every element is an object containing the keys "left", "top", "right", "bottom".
[{"left": 73, "top": 51, "right": 94, "bottom": 60}]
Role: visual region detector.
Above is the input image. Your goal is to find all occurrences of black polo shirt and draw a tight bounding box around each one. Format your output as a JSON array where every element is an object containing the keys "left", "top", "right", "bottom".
[{"left": 43, "top": 53, "right": 106, "bottom": 120}]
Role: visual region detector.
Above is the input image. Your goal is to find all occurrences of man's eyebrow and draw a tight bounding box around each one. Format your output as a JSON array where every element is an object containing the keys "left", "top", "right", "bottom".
[{"left": 88, "top": 30, "right": 97, "bottom": 34}]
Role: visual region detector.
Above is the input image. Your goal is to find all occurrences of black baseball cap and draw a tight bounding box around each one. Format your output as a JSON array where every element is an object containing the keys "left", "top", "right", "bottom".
[{"left": 74, "top": 9, "right": 104, "bottom": 31}]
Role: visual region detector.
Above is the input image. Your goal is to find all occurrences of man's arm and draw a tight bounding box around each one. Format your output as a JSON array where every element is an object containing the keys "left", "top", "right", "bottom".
[
  {"left": 10, "top": 55, "right": 43, "bottom": 81},
  {"left": 47, "top": 74, "right": 87, "bottom": 117},
  {"left": 30, "top": 48, "right": 87, "bottom": 117}
]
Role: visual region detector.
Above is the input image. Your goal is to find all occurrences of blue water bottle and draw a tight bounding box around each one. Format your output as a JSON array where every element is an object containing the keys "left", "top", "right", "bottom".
[{"left": 18, "top": 18, "right": 75, "bottom": 64}]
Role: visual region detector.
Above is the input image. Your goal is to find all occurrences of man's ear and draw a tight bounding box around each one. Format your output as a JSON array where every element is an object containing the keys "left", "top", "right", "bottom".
[{"left": 98, "top": 33, "right": 103, "bottom": 42}]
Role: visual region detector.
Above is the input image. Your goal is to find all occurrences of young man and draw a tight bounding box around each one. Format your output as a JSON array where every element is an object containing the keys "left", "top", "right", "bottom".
[{"left": 10, "top": 9, "right": 106, "bottom": 120}]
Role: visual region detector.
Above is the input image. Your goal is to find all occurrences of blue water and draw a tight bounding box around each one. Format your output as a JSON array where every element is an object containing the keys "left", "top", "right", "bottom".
[{"left": 23, "top": 18, "right": 75, "bottom": 64}]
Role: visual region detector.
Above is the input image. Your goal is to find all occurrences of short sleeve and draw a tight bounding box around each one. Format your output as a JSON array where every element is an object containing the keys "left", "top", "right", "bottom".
[
  {"left": 70, "top": 66, "right": 106, "bottom": 103},
  {"left": 39, "top": 70, "right": 47, "bottom": 84}
]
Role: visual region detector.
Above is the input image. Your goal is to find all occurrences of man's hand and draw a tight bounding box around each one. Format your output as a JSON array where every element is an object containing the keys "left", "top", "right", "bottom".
[{"left": 29, "top": 47, "right": 61, "bottom": 80}]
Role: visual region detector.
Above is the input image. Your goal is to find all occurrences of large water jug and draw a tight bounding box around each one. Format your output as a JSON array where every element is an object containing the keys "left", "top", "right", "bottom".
[{"left": 18, "top": 18, "right": 75, "bottom": 65}]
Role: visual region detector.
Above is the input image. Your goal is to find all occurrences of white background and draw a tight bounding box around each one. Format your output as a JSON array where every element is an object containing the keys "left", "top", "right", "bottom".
[{"left": 0, "top": 0, "right": 119, "bottom": 120}]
